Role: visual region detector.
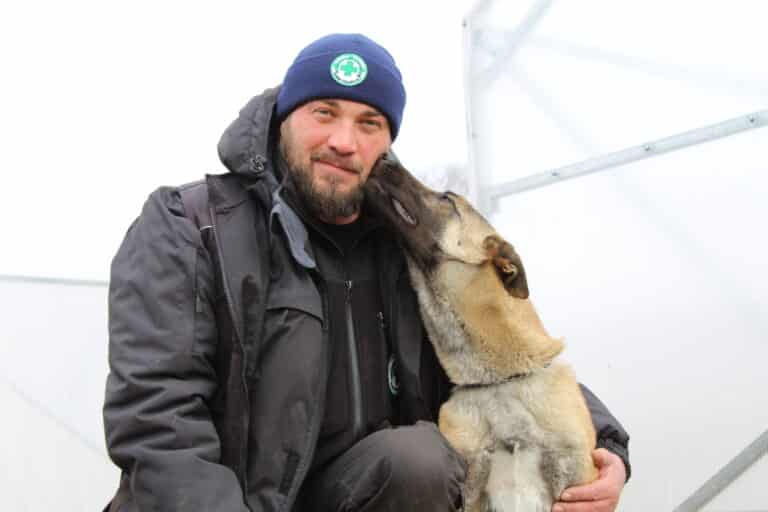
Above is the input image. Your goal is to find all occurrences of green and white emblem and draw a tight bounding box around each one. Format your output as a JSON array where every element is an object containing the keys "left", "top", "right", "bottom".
[{"left": 330, "top": 53, "right": 368, "bottom": 86}]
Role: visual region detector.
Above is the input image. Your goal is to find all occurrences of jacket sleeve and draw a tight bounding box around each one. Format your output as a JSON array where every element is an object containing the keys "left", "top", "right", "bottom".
[
  {"left": 103, "top": 187, "right": 250, "bottom": 511},
  {"left": 580, "top": 384, "right": 632, "bottom": 481}
]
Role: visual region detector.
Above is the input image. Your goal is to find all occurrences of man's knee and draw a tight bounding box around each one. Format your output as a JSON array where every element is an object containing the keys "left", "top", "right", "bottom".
[
  {"left": 305, "top": 422, "right": 467, "bottom": 511},
  {"left": 370, "top": 421, "right": 466, "bottom": 496}
]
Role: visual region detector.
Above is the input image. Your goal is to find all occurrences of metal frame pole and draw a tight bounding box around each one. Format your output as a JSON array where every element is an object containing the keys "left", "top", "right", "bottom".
[
  {"left": 673, "top": 429, "right": 768, "bottom": 512},
  {"left": 463, "top": 0, "right": 493, "bottom": 213},
  {"left": 475, "top": 0, "right": 554, "bottom": 90},
  {"left": 464, "top": 0, "right": 554, "bottom": 215},
  {"left": 527, "top": 36, "right": 768, "bottom": 99},
  {"left": 0, "top": 274, "right": 108, "bottom": 287},
  {"left": 486, "top": 110, "right": 768, "bottom": 203}
]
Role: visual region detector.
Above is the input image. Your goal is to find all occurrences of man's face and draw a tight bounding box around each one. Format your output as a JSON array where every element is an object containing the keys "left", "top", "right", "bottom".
[{"left": 279, "top": 98, "right": 392, "bottom": 224}]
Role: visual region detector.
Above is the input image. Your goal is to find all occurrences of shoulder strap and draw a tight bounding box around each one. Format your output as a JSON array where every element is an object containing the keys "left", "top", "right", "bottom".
[{"left": 178, "top": 180, "right": 212, "bottom": 229}]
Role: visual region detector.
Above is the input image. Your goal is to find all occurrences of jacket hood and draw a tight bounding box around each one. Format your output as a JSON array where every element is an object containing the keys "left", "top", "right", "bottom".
[{"left": 217, "top": 86, "right": 281, "bottom": 178}]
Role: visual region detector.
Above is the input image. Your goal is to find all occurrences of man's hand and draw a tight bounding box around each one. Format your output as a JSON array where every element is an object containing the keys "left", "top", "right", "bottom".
[{"left": 552, "top": 448, "right": 626, "bottom": 512}]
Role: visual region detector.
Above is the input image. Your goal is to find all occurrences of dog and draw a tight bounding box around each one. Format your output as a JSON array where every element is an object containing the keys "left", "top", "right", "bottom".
[{"left": 364, "top": 155, "right": 598, "bottom": 512}]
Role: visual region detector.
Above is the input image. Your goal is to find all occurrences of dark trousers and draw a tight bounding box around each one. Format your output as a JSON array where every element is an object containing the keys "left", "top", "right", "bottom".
[{"left": 295, "top": 421, "right": 466, "bottom": 512}]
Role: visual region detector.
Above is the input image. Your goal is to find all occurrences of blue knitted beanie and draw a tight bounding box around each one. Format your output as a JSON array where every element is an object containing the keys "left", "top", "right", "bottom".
[{"left": 276, "top": 33, "right": 406, "bottom": 140}]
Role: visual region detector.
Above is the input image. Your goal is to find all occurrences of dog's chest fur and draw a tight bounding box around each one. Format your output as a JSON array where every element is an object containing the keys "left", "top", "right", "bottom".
[
  {"left": 406, "top": 259, "right": 596, "bottom": 511},
  {"left": 448, "top": 373, "right": 588, "bottom": 508}
]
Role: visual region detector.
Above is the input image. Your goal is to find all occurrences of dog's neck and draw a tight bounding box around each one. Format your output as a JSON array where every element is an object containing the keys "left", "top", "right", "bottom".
[
  {"left": 406, "top": 259, "right": 561, "bottom": 386},
  {"left": 453, "top": 361, "right": 553, "bottom": 390}
]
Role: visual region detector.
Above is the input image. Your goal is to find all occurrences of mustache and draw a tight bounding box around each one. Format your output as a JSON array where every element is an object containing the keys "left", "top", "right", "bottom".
[{"left": 310, "top": 151, "right": 363, "bottom": 174}]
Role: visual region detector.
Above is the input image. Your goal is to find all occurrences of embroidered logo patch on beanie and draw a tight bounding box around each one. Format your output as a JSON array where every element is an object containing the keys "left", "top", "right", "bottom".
[{"left": 330, "top": 53, "right": 368, "bottom": 86}]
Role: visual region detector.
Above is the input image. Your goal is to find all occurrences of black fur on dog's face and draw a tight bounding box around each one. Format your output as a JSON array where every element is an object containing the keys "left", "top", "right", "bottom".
[{"left": 364, "top": 153, "right": 459, "bottom": 271}]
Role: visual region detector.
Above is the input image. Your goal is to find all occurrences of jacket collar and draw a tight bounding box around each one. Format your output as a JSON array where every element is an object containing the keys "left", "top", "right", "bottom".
[
  {"left": 270, "top": 187, "right": 317, "bottom": 270},
  {"left": 217, "top": 86, "right": 282, "bottom": 180}
]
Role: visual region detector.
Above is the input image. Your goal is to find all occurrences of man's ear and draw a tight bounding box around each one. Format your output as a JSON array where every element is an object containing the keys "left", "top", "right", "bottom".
[{"left": 483, "top": 235, "right": 530, "bottom": 299}]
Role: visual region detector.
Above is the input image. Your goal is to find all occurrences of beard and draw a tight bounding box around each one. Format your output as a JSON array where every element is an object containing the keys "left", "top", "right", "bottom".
[{"left": 279, "top": 135, "right": 365, "bottom": 222}]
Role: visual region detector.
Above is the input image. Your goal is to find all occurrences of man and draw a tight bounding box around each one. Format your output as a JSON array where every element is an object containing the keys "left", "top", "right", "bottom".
[{"left": 103, "top": 33, "right": 630, "bottom": 512}]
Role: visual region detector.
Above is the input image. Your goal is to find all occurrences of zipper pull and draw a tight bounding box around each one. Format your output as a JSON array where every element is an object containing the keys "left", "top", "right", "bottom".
[
  {"left": 346, "top": 280, "right": 353, "bottom": 302},
  {"left": 377, "top": 311, "right": 385, "bottom": 330}
]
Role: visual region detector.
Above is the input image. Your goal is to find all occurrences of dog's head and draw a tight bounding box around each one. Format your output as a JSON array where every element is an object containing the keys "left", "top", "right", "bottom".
[
  {"left": 365, "top": 155, "right": 562, "bottom": 379},
  {"left": 364, "top": 154, "right": 529, "bottom": 299}
]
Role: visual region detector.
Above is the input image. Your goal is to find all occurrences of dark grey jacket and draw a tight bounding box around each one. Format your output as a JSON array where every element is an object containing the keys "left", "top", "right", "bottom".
[{"left": 103, "top": 87, "right": 630, "bottom": 512}]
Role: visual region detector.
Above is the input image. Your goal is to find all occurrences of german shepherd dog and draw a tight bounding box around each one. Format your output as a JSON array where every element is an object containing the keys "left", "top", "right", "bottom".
[{"left": 364, "top": 155, "right": 598, "bottom": 511}]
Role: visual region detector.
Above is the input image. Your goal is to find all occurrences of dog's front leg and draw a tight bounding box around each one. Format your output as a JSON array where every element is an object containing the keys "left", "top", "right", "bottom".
[{"left": 439, "top": 400, "right": 492, "bottom": 512}]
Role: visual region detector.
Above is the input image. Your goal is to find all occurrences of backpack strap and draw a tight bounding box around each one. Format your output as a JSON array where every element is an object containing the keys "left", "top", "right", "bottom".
[{"left": 178, "top": 179, "right": 212, "bottom": 230}]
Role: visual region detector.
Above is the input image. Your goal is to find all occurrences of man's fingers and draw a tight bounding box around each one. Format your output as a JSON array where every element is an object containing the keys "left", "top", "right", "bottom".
[
  {"left": 592, "top": 448, "right": 617, "bottom": 469},
  {"left": 552, "top": 498, "right": 616, "bottom": 512},
  {"left": 560, "top": 478, "right": 612, "bottom": 502},
  {"left": 555, "top": 449, "right": 624, "bottom": 511},
  {"left": 557, "top": 449, "right": 625, "bottom": 511}
]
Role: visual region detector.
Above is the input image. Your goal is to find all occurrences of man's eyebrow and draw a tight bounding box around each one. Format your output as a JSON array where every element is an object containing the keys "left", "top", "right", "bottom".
[{"left": 318, "top": 99, "right": 382, "bottom": 118}]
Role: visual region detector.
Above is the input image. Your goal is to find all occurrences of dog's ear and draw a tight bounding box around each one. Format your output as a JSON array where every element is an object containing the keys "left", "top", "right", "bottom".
[{"left": 483, "top": 235, "right": 530, "bottom": 299}]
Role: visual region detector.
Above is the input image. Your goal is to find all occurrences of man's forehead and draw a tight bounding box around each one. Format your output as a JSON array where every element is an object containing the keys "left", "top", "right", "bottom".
[{"left": 314, "top": 99, "right": 384, "bottom": 117}]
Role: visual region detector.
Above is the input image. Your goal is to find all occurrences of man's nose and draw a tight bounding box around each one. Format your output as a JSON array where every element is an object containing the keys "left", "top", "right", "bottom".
[{"left": 327, "top": 122, "right": 357, "bottom": 155}]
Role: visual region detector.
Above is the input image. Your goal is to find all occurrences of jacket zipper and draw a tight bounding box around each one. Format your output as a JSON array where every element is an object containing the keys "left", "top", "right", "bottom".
[
  {"left": 345, "top": 279, "right": 365, "bottom": 442},
  {"left": 377, "top": 311, "right": 386, "bottom": 335},
  {"left": 208, "top": 206, "right": 250, "bottom": 495},
  {"left": 378, "top": 310, "right": 391, "bottom": 373}
]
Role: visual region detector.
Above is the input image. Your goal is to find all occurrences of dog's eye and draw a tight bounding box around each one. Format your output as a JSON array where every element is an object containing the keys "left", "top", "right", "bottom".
[{"left": 440, "top": 192, "right": 461, "bottom": 217}]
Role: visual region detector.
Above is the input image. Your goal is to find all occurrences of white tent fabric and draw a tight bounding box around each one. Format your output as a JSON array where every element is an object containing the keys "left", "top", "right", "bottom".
[{"left": 0, "top": 280, "right": 118, "bottom": 510}]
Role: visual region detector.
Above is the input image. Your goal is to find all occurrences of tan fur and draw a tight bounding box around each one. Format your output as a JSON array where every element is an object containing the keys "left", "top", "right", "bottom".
[
  {"left": 364, "top": 161, "right": 598, "bottom": 511},
  {"left": 419, "top": 238, "right": 598, "bottom": 510},
  {"left": 442, "top": 261, "right": 563, "bottom": 377}
]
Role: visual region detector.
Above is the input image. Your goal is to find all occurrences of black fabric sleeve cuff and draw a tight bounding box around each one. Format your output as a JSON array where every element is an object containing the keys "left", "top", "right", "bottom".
[{"left": 596, "top": 436, "right": 632, "bottom": 482}]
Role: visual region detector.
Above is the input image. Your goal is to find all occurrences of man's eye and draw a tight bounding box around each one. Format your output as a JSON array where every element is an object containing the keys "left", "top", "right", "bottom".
[
  {"left": 314, "top": 108, "right": 333, "bottom": 118},
  {"left": 361, "top": 119, "right": 382, "bottom": 129}
]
